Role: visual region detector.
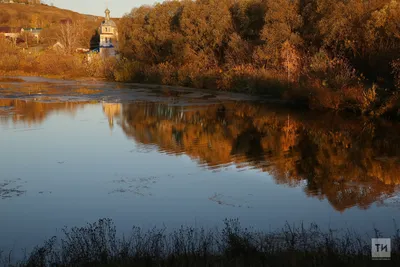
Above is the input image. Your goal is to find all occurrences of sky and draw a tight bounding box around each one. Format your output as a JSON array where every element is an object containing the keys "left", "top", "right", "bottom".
[{"left": 48, "top": 0, "right": 160, "bottom": 17}]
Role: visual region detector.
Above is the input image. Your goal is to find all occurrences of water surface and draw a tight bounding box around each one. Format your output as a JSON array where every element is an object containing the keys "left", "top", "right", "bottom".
[{"left": 1, "top": 77, "right": 400, "bottom": 257}]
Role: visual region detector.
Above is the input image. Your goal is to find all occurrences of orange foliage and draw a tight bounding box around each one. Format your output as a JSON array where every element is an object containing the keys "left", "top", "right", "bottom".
[
  {"left": 1, "top": 97, "right": 399, "bottom": 211},
  {"left": 113, "top": 102, "right": 400, "bottom": 212}
]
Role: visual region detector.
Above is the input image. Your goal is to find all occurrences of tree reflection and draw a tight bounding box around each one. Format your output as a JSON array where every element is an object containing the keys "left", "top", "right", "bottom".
[
  {"left": 118, "top": 102, "right": 400, "bottom": 212},
  {"left": 1, "top": 98, "right": 399, "bottom": 212},
  {"left": 0, "top": 99, "right": 96, "bottom": 125}
]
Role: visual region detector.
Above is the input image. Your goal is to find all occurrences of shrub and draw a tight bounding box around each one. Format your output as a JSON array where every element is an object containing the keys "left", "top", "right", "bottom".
[
  {"left": 306, "top": 51, "right": 366, "bottom": 111},
  {"left": 113, "top": 58, "right": 141, "bottom": 82},
  {"left": 218, "top": 65, "right": 287, "bottom": 95},
  {"left": 35, "top": 51, "right": 87, "bottom": 77},
  {"left": 308, "top": 79, "right": 343, "bottom": 110},
  {"left": 0, "top": 54, "right": 20, "bottom": 71},
  {"left": 143, "top": 63, "right": 178, "bottom": 85},
  {"left": 85, "top": 53, "right": 105, "bottom": 78},
  {"left": 0, "top": 38, "right": 21, "bottom": 71}
]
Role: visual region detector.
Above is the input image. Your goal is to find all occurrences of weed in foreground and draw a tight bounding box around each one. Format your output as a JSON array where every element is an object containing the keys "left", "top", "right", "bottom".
[{"left": 2, "top": 218, "right": 400, "bottom": 267}]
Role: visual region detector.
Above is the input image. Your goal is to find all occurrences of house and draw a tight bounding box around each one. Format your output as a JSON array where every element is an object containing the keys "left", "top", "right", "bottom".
[
  {"left": 0, "top": 27, "right": 22, "bottom": 40},
  {"left": 99, "top": 8, "right": 118, "bottom": 57},
  {"left": 22, "top": 28, "right": 42, "bottom": 41}
]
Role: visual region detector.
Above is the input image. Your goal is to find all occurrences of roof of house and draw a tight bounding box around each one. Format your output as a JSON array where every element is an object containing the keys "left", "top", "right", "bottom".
[
  {"left": 22, "top": 28, "right": 43, "bottom": 34},
  {"left": 0, "top": 27, "right": 22, "bottom": 33},
  {"left": 23, "top": 28, "right": 43, "bottom": 31}
]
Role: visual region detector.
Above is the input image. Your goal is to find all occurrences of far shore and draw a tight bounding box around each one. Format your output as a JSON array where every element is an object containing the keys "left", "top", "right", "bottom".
[{"left": 0, "top": 73, "right": 398, "bottom": 122}]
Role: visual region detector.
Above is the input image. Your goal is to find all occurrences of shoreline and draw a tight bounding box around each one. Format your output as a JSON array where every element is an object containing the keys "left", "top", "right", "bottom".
[
  {"left": 3, "top": 218, "right": 399, "bottom": 267},
  {"left": 0, "top": 74, "right": 398, "bottom": 122}
]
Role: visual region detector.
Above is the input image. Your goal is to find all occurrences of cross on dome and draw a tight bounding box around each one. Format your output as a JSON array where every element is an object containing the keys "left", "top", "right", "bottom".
[{"left": 105, "top": 8, "right": 111, "bottom": 21}]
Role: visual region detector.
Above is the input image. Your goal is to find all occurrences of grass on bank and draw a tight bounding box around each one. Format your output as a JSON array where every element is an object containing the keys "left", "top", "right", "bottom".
[{"left": 1, "top": 218, "right": 400, "bottom": 267}]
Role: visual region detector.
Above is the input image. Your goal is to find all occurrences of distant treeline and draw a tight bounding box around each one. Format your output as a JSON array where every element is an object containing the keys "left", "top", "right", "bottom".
[{"left": 114, "top": 0, "right": 400, "bottom": 117}]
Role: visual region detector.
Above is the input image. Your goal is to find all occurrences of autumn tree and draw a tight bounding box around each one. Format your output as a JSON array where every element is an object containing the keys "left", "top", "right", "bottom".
[
  {"left": 281, "top": 40, "right": 301, "bottom": 83},
  {"left": 0, "top": 37, "right": 21, "bottom": 71},
  {"left": 30, "top": 13, "right": 40, "bottom": 28},
  {"left": 178, "top": 0, "right": 233, "bottom": 66},
  {"left": 21, "top": 31, "right": 36, "bottom": 48},
  {"left": 256, "top": 0, "right": 303, "bottom": 68},
  {"left": 0, "top": 10, "right": 11, "bottom": 25},
  {"left": 56, "top": 21, "right": 83, "bottom": 54},
  {"left": 229, "top": 0, "right": 266, "bottom": 41},
  {"left": 116, "top": 0, "right": 400, "bottom": 109}
]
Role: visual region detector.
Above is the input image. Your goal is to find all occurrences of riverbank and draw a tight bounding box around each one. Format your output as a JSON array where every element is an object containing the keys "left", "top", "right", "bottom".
[
  {"left": 3, "top": 219, "right": 400, "bottom": 267},
  {"left": 1, "top": 60, "right": 398, "bottom": 121},
  {"left": 1, "top": 35, "right": 399, "bottom": 118}
]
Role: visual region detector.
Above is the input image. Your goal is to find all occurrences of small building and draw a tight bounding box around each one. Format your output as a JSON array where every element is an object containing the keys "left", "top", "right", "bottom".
[
  {"left": 0, "top": 26, "right": 22, "bottom": 40},
  {"left": 99, "top": 8, "right": 118, "bottom": 57},
  {"left": 22, "top": 28, "right": 42, "bottom": 41}
]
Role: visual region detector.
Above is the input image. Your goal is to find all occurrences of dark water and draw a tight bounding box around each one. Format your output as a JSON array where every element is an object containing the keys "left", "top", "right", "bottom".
[{"left": 1, "top": 77, "right": 400, "bottom": 256}]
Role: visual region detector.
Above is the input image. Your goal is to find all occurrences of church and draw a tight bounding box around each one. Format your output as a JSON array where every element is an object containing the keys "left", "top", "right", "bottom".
[{"left": 99, "top": 8, "right": 118, "bottom": 57}]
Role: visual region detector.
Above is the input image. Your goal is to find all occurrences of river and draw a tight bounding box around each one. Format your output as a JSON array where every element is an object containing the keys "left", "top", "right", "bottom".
[{"left": 1, "top": 77, "right": 399, "bottom": 258}]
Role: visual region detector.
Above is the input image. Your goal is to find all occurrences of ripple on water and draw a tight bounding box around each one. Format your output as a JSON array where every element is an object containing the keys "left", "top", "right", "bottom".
[
  {"left": 0, "top": 178, "right": 26, "bottom": 200},
  {"left": 109, "top": 175, "right": 158, "bottom": 196}
]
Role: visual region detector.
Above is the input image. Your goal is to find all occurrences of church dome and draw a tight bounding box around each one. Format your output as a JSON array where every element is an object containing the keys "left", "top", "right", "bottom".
[
  {"left": 101, "top": 19, "right": 117, "bottom": 27},
  {"left": 102, "top": 8, "right": 117, "bottom": 27}
]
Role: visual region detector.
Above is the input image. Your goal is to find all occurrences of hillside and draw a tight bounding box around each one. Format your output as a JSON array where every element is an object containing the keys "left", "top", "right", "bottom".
[{"left": 0, "top": 3, "right": 102, "bottom": 28}]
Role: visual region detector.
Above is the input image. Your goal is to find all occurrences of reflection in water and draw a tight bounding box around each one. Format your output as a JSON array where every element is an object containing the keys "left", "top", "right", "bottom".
[
  {"left": 0, "top": 99, "right": 96, "bottom": 125},
  {"left": 1, "top": 98, "right": 400, "bottom": 212},
  {"left": 102, "top": 103, "right": 121, "bottom": 130},
  {"left": 116, "top": 102, "right": 400, "bottom": 212}
]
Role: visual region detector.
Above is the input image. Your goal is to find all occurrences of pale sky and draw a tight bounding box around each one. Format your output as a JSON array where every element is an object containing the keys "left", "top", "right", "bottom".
[{"left": 47, "top": 0, "right": 160, "bottom": 17}]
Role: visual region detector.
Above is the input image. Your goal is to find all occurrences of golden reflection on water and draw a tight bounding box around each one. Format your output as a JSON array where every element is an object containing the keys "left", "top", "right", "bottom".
[
  {"left": 116, "top": 102, "right": 400, "bottom": 212},
  {"left": 1, "top": 98, "right": 400, "bottom": 212},
  {"left": 0, "top": 99, "right": 97, "bottom": 125}
]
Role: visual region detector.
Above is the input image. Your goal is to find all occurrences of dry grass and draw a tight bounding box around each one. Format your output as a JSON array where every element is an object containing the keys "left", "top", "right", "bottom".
[{"left": 3, "top": 218, "right": 400, "bottom": 267}]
